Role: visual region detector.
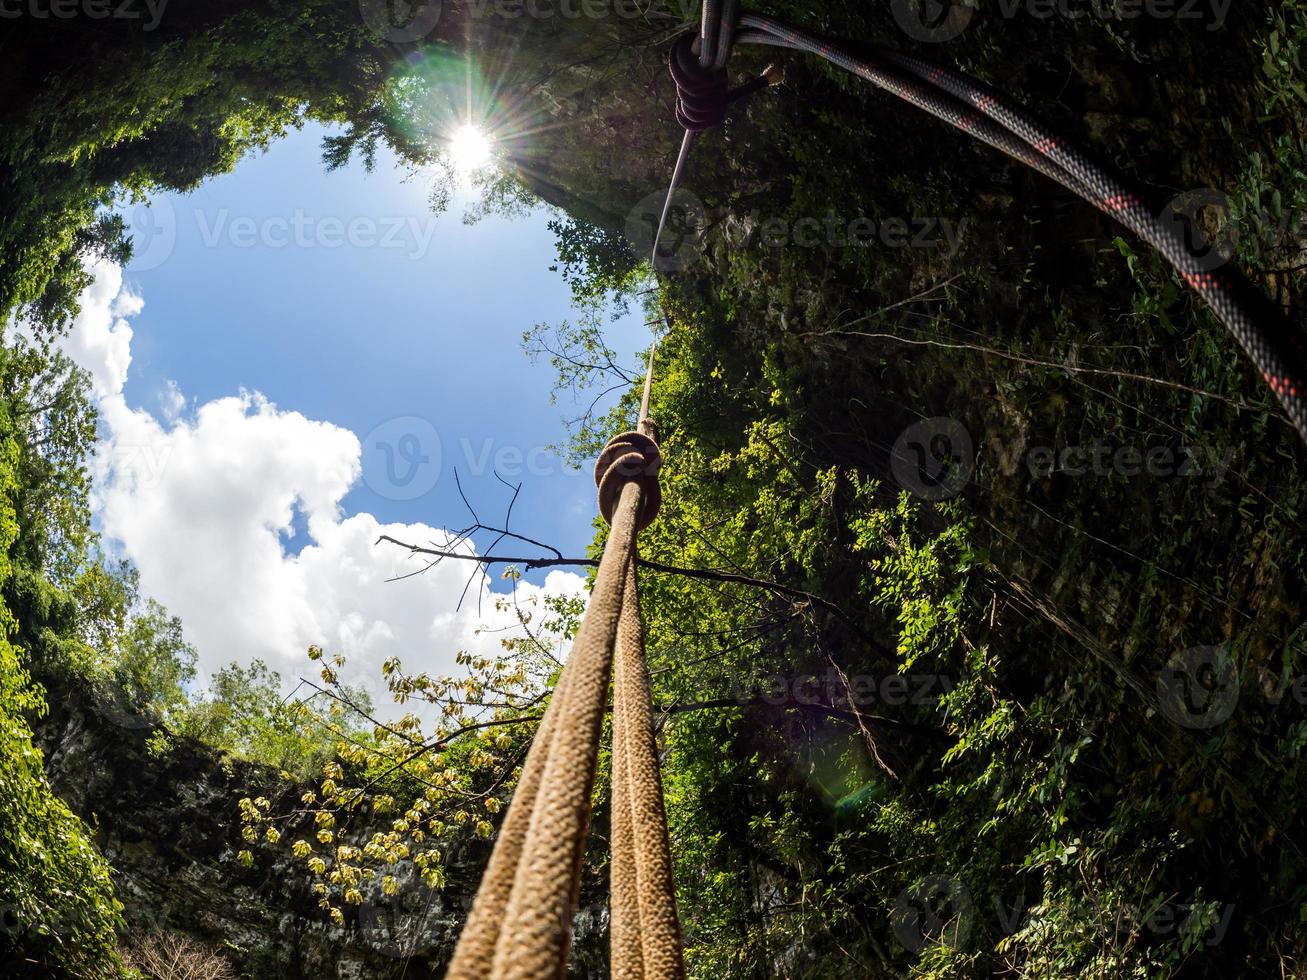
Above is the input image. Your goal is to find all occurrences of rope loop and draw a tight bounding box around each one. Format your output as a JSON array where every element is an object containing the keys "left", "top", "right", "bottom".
[
  {"left": 595, "top": 428, "right": 662, "bottom": 531},
  {"left": 670, "top": 33, "right": 730, "bottom": 132}
]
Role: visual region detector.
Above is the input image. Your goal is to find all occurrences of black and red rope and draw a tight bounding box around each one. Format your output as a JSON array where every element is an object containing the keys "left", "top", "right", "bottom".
[{"left": 657, "top": 7, "right": 1307, "bottom": 445}]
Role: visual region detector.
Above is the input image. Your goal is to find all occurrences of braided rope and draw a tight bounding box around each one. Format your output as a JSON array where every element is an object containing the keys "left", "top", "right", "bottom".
[
  {"left": 610, "top": 696, "right": 645, "bottom": 978},
  {"left": 446, "top": 656, "right": 575, "bottom": 978},
  {"left": 653, "top": 9, "right": 1307, "bottom": 445},
  {"left": 448, "top": 418, "right": 681, "bottom": 978},
  {"left": 611, "top": 549, "right": 684, "bottom": 979}
]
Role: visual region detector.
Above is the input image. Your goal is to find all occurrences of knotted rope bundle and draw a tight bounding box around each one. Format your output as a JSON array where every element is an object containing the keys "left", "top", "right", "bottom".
[
  {"left": 597, "top": 430, "right": 661, "bottom": 530},
  {"left": 669, "top": 34, "right": 729, "bottom": 133},
  {"left": 448, "top": 419, "right": 683, "bottom": 980}
]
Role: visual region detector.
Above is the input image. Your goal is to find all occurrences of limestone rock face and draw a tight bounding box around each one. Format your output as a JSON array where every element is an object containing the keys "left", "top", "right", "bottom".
[
  {"left": 34, "top": 678, "right": 437, "bottom": 976},
  {"left": 33, "top": 675, "right": 610, "bottom": 979}
]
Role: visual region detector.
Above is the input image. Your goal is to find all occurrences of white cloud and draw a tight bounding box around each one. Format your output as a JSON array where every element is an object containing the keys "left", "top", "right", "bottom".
[
  {"left": 60, "top": 262, "right": 137, "bottom": 398},
  {"left": 158, "top": 379, "right": 186, "bottom": 422},
  {"left": 62, "top": 260, "right": 584, "bottom": 710}
]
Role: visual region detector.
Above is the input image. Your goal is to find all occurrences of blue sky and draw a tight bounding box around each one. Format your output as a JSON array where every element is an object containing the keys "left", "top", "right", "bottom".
[
  {"left": 118, "top": 122, "right": 645, "bottom": 566},
  {"left": 62, "top": 122, "right": 647, "bottom": 697}
]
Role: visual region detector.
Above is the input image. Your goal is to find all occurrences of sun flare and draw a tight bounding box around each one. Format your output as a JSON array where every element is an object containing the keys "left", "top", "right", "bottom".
[{"left": 448, "top": 124, "right": 492, "bottom": 173}]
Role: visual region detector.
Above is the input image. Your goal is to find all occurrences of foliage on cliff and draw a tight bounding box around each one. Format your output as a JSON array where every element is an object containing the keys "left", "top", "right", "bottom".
[
  {"left": 0, "top": 369, "right": 123, "bottom": 978},
  {"left": 3, "top": 1, "right": 1307, "bottom": 978}
]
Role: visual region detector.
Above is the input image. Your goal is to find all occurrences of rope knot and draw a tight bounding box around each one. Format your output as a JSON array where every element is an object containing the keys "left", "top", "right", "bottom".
[
  {"left": 670, "top": 33, "right": 730, "bottom": 132},
  {"left": 594, "top": 429, "right": 662, "bottom": 531}
]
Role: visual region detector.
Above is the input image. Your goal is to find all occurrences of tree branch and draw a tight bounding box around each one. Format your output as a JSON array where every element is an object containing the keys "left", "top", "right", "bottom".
[
  {"left": 659, "top": 696, "right": 943, "bottom": 736},
  {"left": 376, "top": 534, "right": 869, "bottom": 636}
]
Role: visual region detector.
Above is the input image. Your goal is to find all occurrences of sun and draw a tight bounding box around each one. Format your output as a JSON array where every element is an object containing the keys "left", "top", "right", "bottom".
[{"left": 448, "top": 124, "right": 492, "bottom": 173}]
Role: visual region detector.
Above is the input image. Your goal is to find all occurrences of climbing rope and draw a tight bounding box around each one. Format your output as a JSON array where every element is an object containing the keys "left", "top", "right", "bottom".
[
  {"left": 658, "top": 4, "right": 1307, "bottom": 446},
  {"left": 448, "top": 416, "right": 680, "bottom": 978}
]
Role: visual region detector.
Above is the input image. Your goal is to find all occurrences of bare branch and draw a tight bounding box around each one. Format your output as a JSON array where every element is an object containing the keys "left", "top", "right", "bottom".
[
  {"left": 660, "top": 696, "right": 944, "bottom": 736},
  {"left": 375, "top": 534, "right": 858, "bottom": 628}
]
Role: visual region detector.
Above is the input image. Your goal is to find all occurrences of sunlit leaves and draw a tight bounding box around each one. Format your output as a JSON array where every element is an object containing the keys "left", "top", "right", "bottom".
[{"left": 238, "top": 580, "right": 572, "bottom": 927}]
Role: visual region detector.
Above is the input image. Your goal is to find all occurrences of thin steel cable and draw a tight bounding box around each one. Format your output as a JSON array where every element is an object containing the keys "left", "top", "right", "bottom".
[{"left": 651, "top": 130, "right": 698, "bottom": 271}]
